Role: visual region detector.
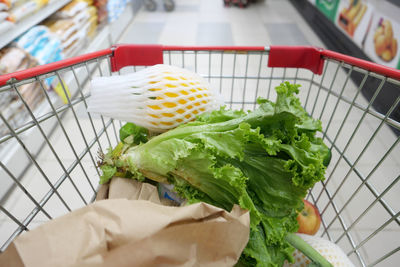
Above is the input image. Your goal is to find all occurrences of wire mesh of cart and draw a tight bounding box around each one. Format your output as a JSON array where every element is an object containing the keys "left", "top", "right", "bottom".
[{"left": 0, "top": 45, "right": 399, "bottom": 266}]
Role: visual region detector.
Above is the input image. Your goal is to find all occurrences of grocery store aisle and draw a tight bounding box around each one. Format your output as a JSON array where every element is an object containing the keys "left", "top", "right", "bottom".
[{"left": 120, "top": 0, "right": 325, "bottom": 47}]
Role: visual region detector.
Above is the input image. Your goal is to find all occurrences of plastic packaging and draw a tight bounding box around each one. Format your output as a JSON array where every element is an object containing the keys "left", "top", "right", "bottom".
[
  {"left": 34, "top": 37, "right": 62, "bottom": 64},
  {"left": 107, "top": 0, "right": 128, "bottom": 22},
  {"left": 51, "top": 0, "right": 87, "bottom": 18},
  {"left": 0, "top": 3, "right": 8, "bottom": 10},
  {"left": 94, "top": 0, "right": 107, "bottom": 24},
  {"left": 45, "top": 19, "right": 76, "bottom": 42},
  {"left": 157, "top": 183, "right": 185, "bottom": 204},
  {"left": 15, "top": 25, "right": 48, "bottom": 50},
  {"left": 0, "top": 10, "right": 8, "bottom": 19},
  {"left": 26, "top": 31, "right": 52, "bottom": 56},
  {"left": 0, "top": 0, "right": 11, "bottom": 9},
  {"left": 14, "top": 25, "right": 64, "bottom": 68},
  {"left": 8, "top": 1, "right": 38, "bottom": 22},
  {"left": 0, "top": 20, "right": 13, "bottom": 34},
  {"left": 0, "top": 47, "right": 27, "bottom": 74}
]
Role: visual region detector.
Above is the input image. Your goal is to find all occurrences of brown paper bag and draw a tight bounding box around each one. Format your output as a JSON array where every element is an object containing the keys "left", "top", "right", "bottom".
[
  {"left": 96, "top": 177, "right": 179, "bottom": 206},
  {"left": 0, "top": 178, "right": 250, "bottom": 267}
]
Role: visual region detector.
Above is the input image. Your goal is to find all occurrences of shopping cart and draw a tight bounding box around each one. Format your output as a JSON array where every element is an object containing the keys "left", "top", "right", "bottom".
[{"left": 0, "top": 44, "right": 399, "bottom": 266}]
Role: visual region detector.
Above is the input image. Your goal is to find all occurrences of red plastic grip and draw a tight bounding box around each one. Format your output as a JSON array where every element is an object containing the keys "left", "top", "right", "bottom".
[
  {"left": 110, "top": 44, "right": 164, "bottom": 72},
  {"left": 268, "top": 46, "right": 325, "bottom": 75},
  {"left": 0, "top": 48, "right": 112, "bottom": 87}
]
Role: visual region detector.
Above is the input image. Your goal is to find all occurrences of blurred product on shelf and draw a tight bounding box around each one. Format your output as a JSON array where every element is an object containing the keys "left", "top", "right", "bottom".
[
  {"left": 0, "top": 47, "right": 28, "bottom": 74},
  {"left": 45, "top": 0, "right": 98, "bottom": 57},
  {"left": 0, "top": 0, "right": 14, "bottom": 34},
  {"left": 50, "top": 0, "right": 87, "bottom": 19},
  {"left": 12, "top": 25, "right": 60, "bottom": 104},
  {"left": 0, "top": 1, "right": 10, "bottom": 10},
  {"left": 107, "top": 0, "right": 127, "bottom": 22},
  {"left": 14, "top": 25, "right": 63, "bottom": 65},
  {"left": 0, "top": 0, "right": 129, "bottom": 136},
  {"left": 0, "top": 11, "right": 8, "bottom": 20},
  {"left": 0, "top": 47, "right": 44, "bottom": 136},
  {"left": 94, "top": 0, "right": 107, "bottom": 25},
  {"left": 0, "top": 20, "right": 13, "bottom": 34},
  {"left": 8, "top": 0, "right": 49, "bottom": 22}
]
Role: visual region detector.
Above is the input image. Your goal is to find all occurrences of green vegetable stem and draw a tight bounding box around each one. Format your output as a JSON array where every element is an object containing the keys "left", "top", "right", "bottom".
[{"left": 285, "top": 233, "right": 333, "bottom": 267}]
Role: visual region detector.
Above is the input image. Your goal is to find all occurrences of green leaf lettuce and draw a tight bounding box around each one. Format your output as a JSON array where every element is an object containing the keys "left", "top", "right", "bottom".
[{"left": 99, "top": 82, "right": 331, "bottom": 266}]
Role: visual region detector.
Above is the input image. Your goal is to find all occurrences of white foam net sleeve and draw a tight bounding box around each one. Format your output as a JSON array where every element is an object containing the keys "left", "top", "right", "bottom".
[
  {"left": 283, "top": 234, "right": 355, "bottom": 267},
  {"left": 87, "top": 64, "right": 224, "bottom": 132}
]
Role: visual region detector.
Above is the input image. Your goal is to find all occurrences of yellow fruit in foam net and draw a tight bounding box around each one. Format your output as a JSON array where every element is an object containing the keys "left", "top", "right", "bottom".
[{"left": 88, "top": 64, "right": 223, "bottom": 132}]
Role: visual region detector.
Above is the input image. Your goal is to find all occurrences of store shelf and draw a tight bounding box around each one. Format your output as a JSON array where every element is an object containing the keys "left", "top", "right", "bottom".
[
  {"left": 0, "top": 0, "right": 72, "bottom": 50},
  {"left": 0, "top": 3, "right": 135, "bottom": 202}
]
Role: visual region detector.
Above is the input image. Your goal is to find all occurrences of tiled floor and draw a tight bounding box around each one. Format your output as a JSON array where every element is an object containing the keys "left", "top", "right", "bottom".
[{"left": 1, "top": 0, "right": 399, "bottom": 266}]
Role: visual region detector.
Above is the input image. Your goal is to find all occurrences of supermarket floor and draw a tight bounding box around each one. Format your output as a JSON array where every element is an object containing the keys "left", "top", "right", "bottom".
[
  {"left": 120, "top": 0, "right": 326, "bottom": 47},
  {"left": 1, "top": 0, "right": 399, "bottom": 266}
]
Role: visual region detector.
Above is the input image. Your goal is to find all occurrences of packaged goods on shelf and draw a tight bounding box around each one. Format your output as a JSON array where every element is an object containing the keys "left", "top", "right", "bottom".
[
  {"left": 44, "top": 19, "right": 76, "bottom": 42},
  {"left": 0, "top": 20, "right": 14, "bottom": 34},
  {"left": 0, "top": 46, "right": 29, "bottom": 73},
  {"left": 0, "top": 47, "right": 44, "bottom": 136},
  {"left": 0, "top": 2, "right": 9, "bottom": 10},
  {"left": 7, "top": 0, "right": 61, "bottom": 23},
  {"left": 50, "top": 0, "right": 88, "bottom": 19},
  {"left": 94, "top": 0, "right": 107, "bottom": 25},
  {"left": 34, "top": 37, "right": 63, "bottom": 64},
  {"left": 107, "top": 0, "right": 128, "bottom": 23},
  {"left": 0, "top": 10, "right": 8, "bottom": 19},
  {"left": 15, "top": 25, "right": 63, "bottom": 65},
  {"left": 13, "top": 25, "right": 64, "bottom": 91},
  {"left": 0, "top": 9, "right": 12, "bottom": 35},
  {"left": 8, "top": 1, "right": 38, "bottom": 22},
  {"left": 78, "top": 0, "right": 93, "bottom": 4},
  {"left": 87, "top": 13, "right": 97, "bottom": 37},
  {"left": 46, "top": 0, "right": 98, "bottom": 57}
]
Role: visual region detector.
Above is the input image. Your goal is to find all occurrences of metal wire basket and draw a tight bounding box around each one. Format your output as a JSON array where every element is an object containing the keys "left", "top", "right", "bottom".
[{"left": 0, "top": 44, "right": 399, "bottom": 266}]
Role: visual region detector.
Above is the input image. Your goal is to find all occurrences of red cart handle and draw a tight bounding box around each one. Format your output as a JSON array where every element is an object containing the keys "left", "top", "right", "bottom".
[
  {"left": 109, "top": 44, "right": 267, "bottom": 72},
  {"left": 268, "top": 46, "right": 325, "bottom": 75},
  {"left": 1, "top": 45, "right": 400, "bottom": 87}
]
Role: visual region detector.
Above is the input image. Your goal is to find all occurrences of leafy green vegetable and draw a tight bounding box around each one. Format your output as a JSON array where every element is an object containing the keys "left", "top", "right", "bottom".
[
  {"left": 119, "top": 122, "right": 148, "bottom": 145},
  {"left": 99, "top": 82, "right": 331, "bottom": 266},
  {"left": 99, "top": 165, "right": 116, "bottom": 184}
]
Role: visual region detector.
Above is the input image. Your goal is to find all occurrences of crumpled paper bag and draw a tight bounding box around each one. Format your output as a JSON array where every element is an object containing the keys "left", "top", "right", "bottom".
[
  {"left": 96, "top": 177, "right": 163, "bottom": 203},
  {"left": 0, "top": 178, "right": 250, "bottom": 267}
]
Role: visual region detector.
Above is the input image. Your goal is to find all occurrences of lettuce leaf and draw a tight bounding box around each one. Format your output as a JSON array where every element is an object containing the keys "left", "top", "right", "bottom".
[{"left": 99, "top": 82, "right": 330, "bottom": 266}]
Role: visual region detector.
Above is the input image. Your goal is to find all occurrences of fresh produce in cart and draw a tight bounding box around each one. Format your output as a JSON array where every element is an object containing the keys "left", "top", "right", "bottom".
[
  {"left": 90, "top": 66, "right": 347, "bottom": 266},
  {"left": 88, "top": 64, "right": 223, "bottom": 132},
  {"left": 296, "top": 199, "right": 321, "bottom": 236}
]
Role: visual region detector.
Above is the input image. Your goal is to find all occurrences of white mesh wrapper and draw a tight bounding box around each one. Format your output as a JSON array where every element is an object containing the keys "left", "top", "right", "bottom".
[
  {"left": 88, "top": 64, "right": 223, "bottom": 132},
  {"left": 284, "top": 234, "right": 355, "bottom": 267}
]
